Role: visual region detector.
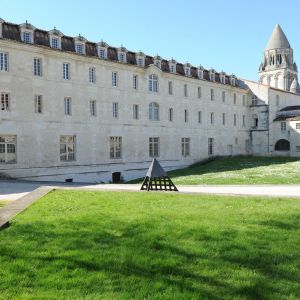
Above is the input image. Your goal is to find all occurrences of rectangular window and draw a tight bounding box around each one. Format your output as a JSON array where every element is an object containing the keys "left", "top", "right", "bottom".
[
  {"left": 90, "top": 99, "right": 96, "bottom": 116},
  {"left": 110, "top": 136, "right": 122, "bottom": 159},
  {"left": 208, "top": 138, "right": 214, "bottom": 155},
  {"left": 35, "top": 95, "right": 42, "bottom": 114},
  {"left": 210, "top": 112, "right": 214, "bottom": 125},
  {"left": 243, "top": 95, "right": 246, "bottom": 106},
  {"left": 169, "top": 108, "right": 173, "bottom": 122},
  {"left": 137, "top": 58, "right": 144, "bottom": 66},
  {"left": 34, "top": 58, "right": 42, "bottom": 76},
  {"left": 0, "top": 135, "right": 17, "bottom": 164},
  {"left": 1, "top": 93, "right": 9, "bottom": 111},
  {"left": 222, "top": 91, "right": 226, "bottom": 102},
  {"left": 60, "top": 135, "right": 76, "bottom": 161},
  {"left": 184, "top": 109, "right": 188, "bottom": 123},
  {"left": 99, "top": 48, "right": 106, "bottom": 59},
  {"left": 149, "top": 137, "right": 159, "bottom": 157},
  {"left": 243, "top": 115, "right": 246, "bottom": 127},
  {"left": 89, "top": 67, "right": 96, "bottom": 83},
  {"left": 64, "top": 97, "right": 71, "bottom": 115},
  {"left": 198, "top": 111, "right": 202, "bottom": 124},
  {"left": 234, "top": 114, "right": 237, "bottom": 126},
  {"left": 0, "top": 52, "right": 8, "bottom": 71},
  {"left": 222, "top": 113, "right": 226, "bottom": 125},
  {"left": 23, "top": 31, "right": 32, "bottom": 43},
  {"left": 63, "top": 63, "right": 70, "bottom": 80},
  {"left": 198, "top": 86, "right": 201, "bottom": 99},
  {"left": 296, "top": 146, "right": 300, "bottom": 152},
  {"left": 168, "top": 81, "right": 173, "bottom": 95},
  {"left": 76, "top": 44, "right": 84, "bottom": 55},
  {"left": 210, "top": 89, "right": 214, "bottom": 101},
  {"left": 133, "top": 104, "right": 139, "bottom": 120},
  {"left": 233, "top": 93, "right": 237, "bottom": 104},
  {"left": 296, "top": 123, "right": 300, "bottom": 130},
  {"left": 112, "top": 102, "right": 119, "bottom": 118},
  {"left": 184, "top": 84, "right": 188, "bottom": 97},
  {"left": 51, "top": 38, "right": 59, "bottom": 49},
  {"left": 182, "top": 137, "right": 190, "bottom": 157},
  {"left": 133, "top": 75, "right": 138, "bottom": 90},
  {"left": 281, "top": 121, "right": 286, "bottom": 132},
  {"left": 112, "top": 71, "right": 118, "bottom": 87}
]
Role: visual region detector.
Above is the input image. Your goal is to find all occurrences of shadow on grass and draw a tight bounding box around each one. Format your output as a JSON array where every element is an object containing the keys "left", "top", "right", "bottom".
[{"left": 1, "top": 217, "right": 299, "bottom": 299}]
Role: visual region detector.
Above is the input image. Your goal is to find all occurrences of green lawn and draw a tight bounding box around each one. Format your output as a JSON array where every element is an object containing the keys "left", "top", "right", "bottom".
[
  {"left": 0, "top": 190, "right": 299, "bottom": 299},
  {"left": 150, "top": 156, "right": 300, "bottom": 185},
  {"left": 0, "top": 200, "right": 8, "bottom": 208}
]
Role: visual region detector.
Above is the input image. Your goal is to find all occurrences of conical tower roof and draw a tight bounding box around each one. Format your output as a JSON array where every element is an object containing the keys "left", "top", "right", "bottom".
[{"left": 265, "top": 24, "right": 291, "bottom": 50}]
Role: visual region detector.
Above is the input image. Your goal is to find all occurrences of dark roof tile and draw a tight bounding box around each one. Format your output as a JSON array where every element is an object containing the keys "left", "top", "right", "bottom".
[
  {"left": 34, "top": 29, "right": 49, "bottom": 47},
  {"left": 85, "top": 42, "right": 97, "bottom": 57},
  {"left": 2, "top": 23, "right": 21, "bottom": 41},
  {"left": 61, "top": 36, "right": 75, "bottom": 52}
]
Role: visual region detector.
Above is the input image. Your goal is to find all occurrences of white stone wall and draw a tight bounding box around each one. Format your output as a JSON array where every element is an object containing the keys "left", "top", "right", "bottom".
[{"left": 0, "top": 40, "right": 250, "bottom": 182}]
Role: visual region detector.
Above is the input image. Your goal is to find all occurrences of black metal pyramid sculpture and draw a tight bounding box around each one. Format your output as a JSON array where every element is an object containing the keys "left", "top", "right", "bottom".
[{"left": 141, "top": 158, "right": 178, "bottom": 191}]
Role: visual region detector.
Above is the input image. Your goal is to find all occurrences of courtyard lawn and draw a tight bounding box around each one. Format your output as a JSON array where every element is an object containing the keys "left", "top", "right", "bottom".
[
  {"left": 160, "top": 156, "right": 300, "bottom": 185},
  {"left": 0, "top": 200, "right": 8, "bottom": 208},
  {"left": 0, "top": 190, "right": 300, "bottom": 299}
]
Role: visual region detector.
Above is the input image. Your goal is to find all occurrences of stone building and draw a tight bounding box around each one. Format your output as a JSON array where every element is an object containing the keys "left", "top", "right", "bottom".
[{"left": 0, "top": 19, "right": 299, "bottom": 182}]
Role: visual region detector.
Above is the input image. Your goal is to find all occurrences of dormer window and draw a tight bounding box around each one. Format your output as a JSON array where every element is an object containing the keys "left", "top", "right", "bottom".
[
  {"left": 51, "top": 38, "right": 59, "bottom": 49},
  {"left": 153, "top": 55, "right": 162, "bottom": 69},
  {"left": 220, "top": 72, "right": 226, "bottom": 84},
  {"left": 97, "top": 41, "right": 108, "bottom": 59},
  {"left": 197, "top": 66, "right": 204, "bottom": 79},
  {"left": 119, "top": 52, "right": 126, "bottom": 63},
  {"left": 209, "top": 69, "right": 215, "bottom": 81},
  {"left": 168, "top": 59, "right": 177, "bottom": 74},
  {"left": 49, "top": 28, "right": 63, "bottom": 50},
  {"left": 230, "top": 75, "right": 236, "bottom": 86},
  {"left": 118, "top": 46, "right": 127, "bottom": 63},
  {"left": 23, "top": 31, "right": 32, "bottom": 43},
  {"left": 74, "top": 35, "right": 87, "bottom": 55},
  {"left": 19, "top": 21, "right": 35, "bottom": 44},
  {"left": 76, "top": 43, "right": 84, "bottom": 55},
  {"left": 0, "top": 18, "right": 4, "bottom": 38},
  {"left": 184, "top": 63, "right": 191, "bottom": 77},
  {"left": 136, "top": 51, "right": 145, "bottom": 67}
]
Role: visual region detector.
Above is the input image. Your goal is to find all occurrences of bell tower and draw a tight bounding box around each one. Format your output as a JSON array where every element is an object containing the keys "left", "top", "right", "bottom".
[{"left": 259, "top": 24, "right": 298, "bottom": 93}]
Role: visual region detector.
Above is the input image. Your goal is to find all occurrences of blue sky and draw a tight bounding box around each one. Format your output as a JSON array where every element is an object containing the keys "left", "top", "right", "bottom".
[{"left": 1, "top": 0, "right": 299, "bottom": 80}]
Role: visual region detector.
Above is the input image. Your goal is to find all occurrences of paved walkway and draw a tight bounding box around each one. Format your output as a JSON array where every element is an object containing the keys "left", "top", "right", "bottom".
[{"left": 2, "top": 180, "right": 300, "bottom": 202}]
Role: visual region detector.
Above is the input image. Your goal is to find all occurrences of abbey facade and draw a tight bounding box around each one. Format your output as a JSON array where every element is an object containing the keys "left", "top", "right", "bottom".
[{"left": 0, "top": 19, "right": 299, "bottom": 182}]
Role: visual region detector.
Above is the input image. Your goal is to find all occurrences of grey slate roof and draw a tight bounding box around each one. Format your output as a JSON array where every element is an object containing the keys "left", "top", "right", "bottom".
[{"left": 265, "top": 24, "right": 291, "bottom": 50}]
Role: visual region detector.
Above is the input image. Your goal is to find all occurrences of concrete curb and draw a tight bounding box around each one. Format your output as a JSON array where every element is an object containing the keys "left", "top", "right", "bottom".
[{"left": 0, "top": 186, "right": 53, "bottom": 230}]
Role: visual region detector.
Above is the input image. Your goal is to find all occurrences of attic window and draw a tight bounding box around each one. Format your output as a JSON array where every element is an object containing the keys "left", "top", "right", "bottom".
[
  {"left": 209, "top": 71, "right": 215, "bottom": 81},
  {"left": 51, "top": 38, "right": 59, "bottom": 49},
  {"left": 23, "top": 31, "right": 32, "bottom": 43},
  {"left": 118, "top": 52, "right": 126, "bottom": 63},
  {"left": 155, "top": 61, "right": 161, "bottom": 69},
  {"left": 185, "top": 67, "right": 191, "bottom": 77},
  {"left": 220, "top": 73, "right": 226, "bottom": 84},
  {"left": 76, "top": 43, "right": 84, "bottom": 55},
  {"left": 198, "top": 68, "right": 203, "bottom": 79},
  {"left": 230, "top": 76, "right": 236, "bottom": 86},
  {"left": 99, "top": 48, "right": 106, "bottom": 59},
  {"left": 137, "top": 57, "right": 144, "bottom": 67}
]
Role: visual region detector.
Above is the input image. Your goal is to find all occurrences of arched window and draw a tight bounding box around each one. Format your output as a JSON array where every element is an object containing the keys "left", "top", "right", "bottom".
[
  {"left": 275, "top": 139, "right": 290, "bottom": 151},
  {"left": 149, "top": 74, "right": 158, "bottom": 92},
  {"left": 149, "top": 102, "right": 159, "bottom": 121}
]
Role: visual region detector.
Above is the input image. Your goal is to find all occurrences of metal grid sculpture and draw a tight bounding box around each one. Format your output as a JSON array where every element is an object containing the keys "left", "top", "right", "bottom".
[{"left": 141, "top": 158, "right": 178, "bottom": 191}]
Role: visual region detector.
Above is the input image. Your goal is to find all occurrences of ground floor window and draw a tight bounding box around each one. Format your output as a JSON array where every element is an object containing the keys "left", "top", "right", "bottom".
[
  {"left": 0, "top": 135, "right": 17, "bottom": 164},
  {"left": 208, "top": 138, "right": 214, "bottom": 155},
  {"left": 296, "top": 123, "right": 300, "bottom": 130},
  {"left": 60, "top": 135, "right": 76, "bottom": 161},
  {"left": 149, "top": 137, "right": 159, "bottom": 157},
  {"left": 110, "top": 136, "right": 122, "bottom": 159},
  {"left": 181, "top": 137, "right": 190, "bottom": 157}
]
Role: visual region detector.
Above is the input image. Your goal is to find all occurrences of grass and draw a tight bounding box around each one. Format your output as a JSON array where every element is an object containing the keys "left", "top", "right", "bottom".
[
  {"left": 0, "top": 200, "right": 8, "bottom": 208},
  {"left": 131, "top": 156, "right": 300, "bottom": 185},
  {"left": 0, "top": 190, "right": 299, "bottom": 299}
]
